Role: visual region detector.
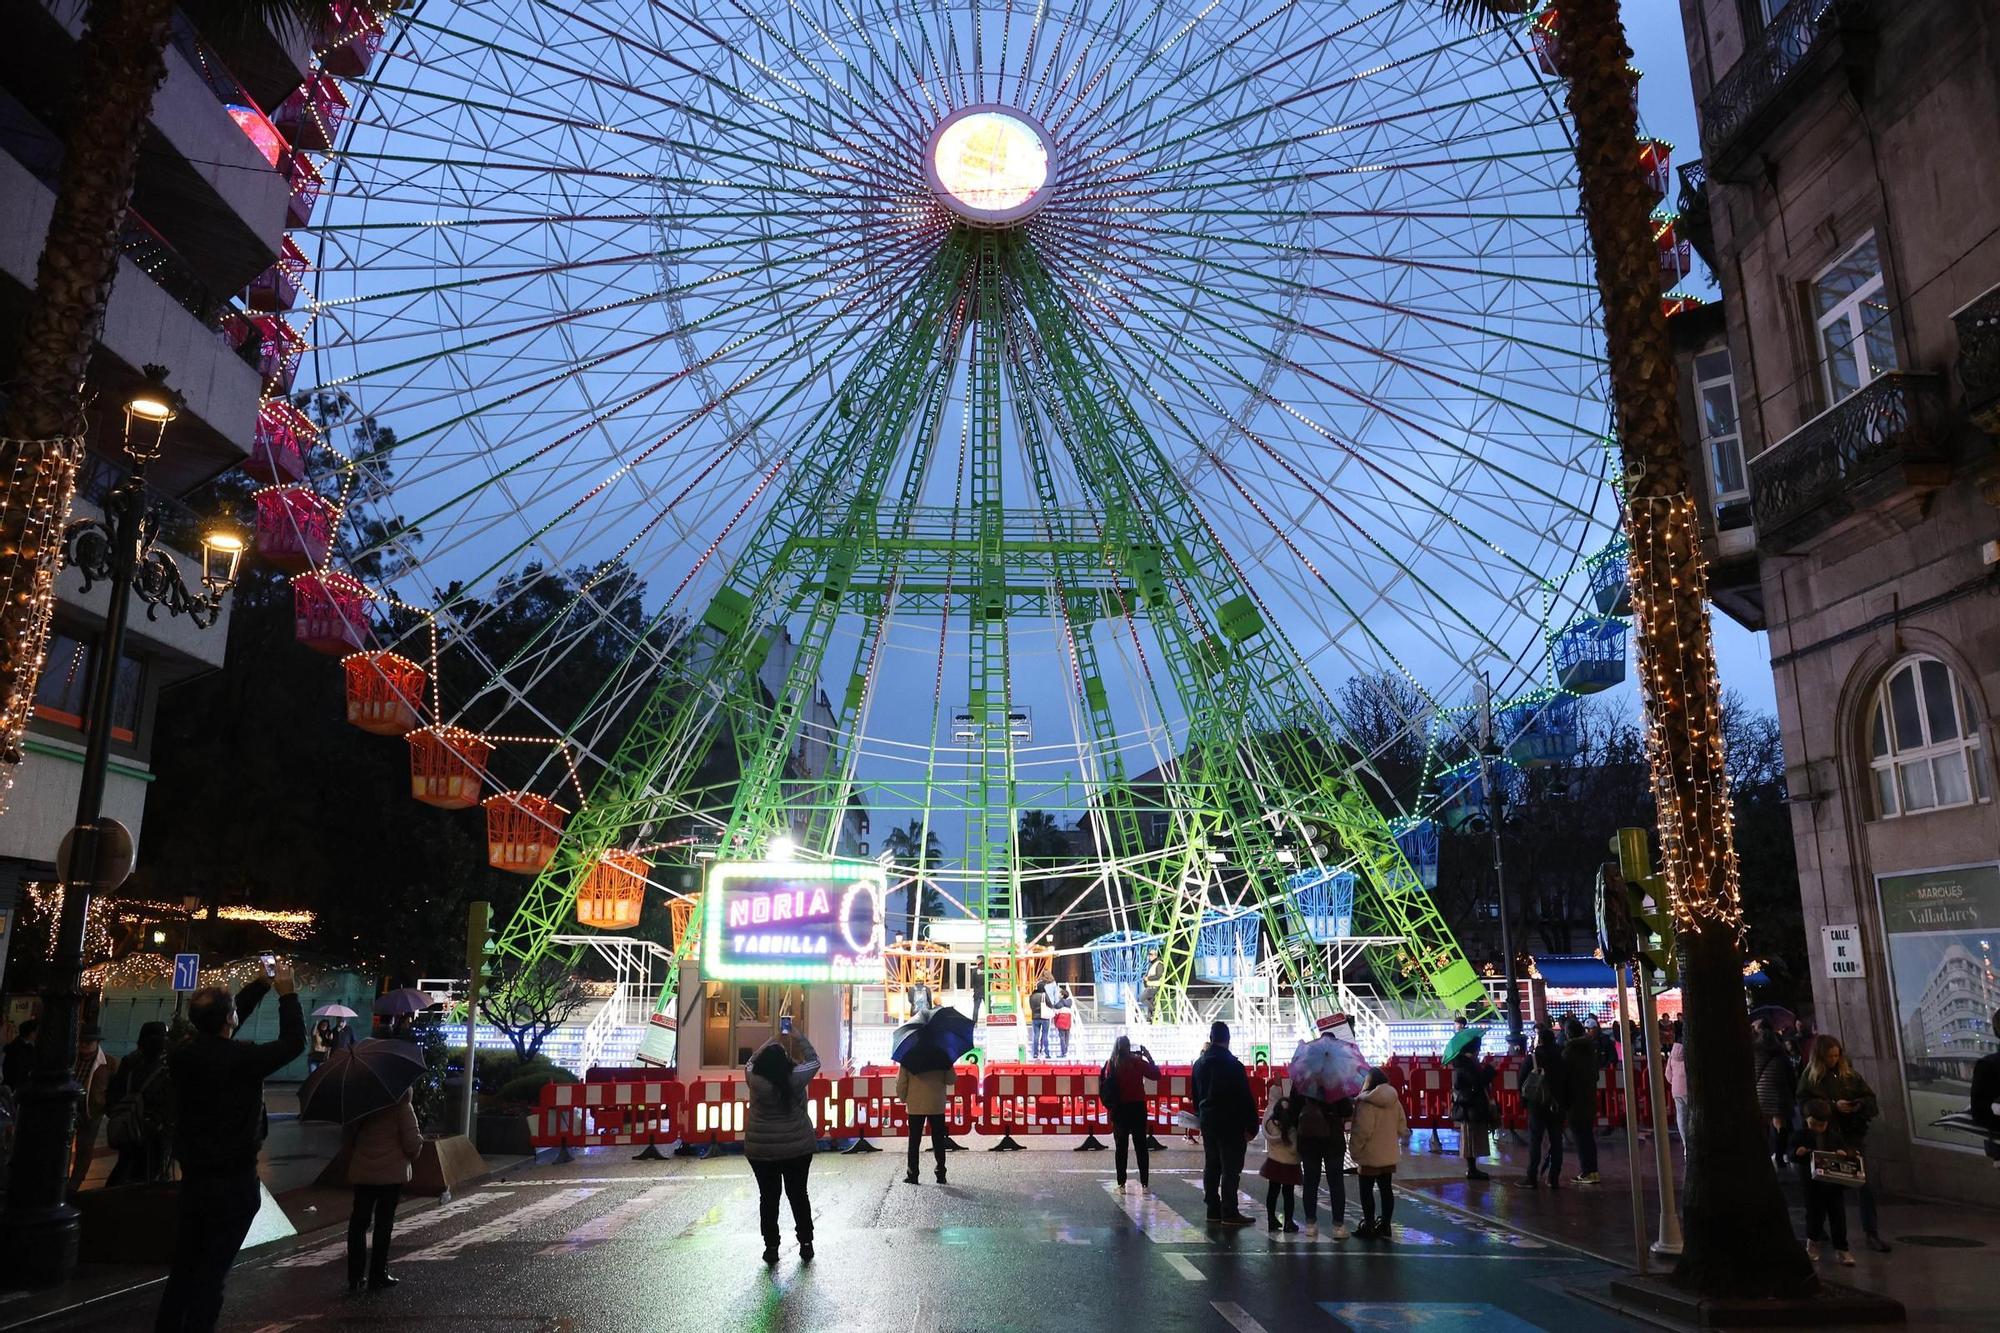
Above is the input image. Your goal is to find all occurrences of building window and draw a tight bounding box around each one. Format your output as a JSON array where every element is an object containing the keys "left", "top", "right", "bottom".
[
  {"left": 1693, "top": 347, "right": 1747, "bottom": 505},
  {"left": 1869, "top": 656, "right": 1989, "bottom": 818},
  {"left": 1813, "top": 233, "right": 1897, "bottom": 406},
  {"left": 31, "top": 632, "right": 144, "bottom": 742}
]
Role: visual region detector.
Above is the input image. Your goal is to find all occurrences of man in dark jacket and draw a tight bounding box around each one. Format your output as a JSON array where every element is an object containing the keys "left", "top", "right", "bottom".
[
  {"left": 154, "top": 966, "right": 303, "bottom": 1332},
  {"left": 1, "top": 1017, "right": 36, "bottom": 1090},
  {"left": 1562, "top": 1018, "right": 1601, "bottom": 1182},
  {"left": 1752, "top": 1020, "right": 1796, "bottom": 1167},
  {"left": 1192, "top": 1020, "right": 1256, "bottom": 1225},
  {"left": 1971, "top": 1009, "right": 2000, "bottom": 1135}
]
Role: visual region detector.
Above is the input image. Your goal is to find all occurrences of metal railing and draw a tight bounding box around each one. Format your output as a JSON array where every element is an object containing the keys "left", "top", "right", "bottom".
[
  {"left": 1699, "top": 0, "right": 1857, "bottom": 158},
  {"left": 1953, "top": 282, "right": 2000, "bottom": 431},
  {"left": 1749, "top": 372, "right": 1948, "bottom": 546}
]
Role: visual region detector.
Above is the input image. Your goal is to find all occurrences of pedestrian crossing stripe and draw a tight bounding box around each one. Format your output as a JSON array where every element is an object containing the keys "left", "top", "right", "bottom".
[
  {"left": 269, "top": 1193, "right": 510, "bottom": 1268},
  {"left": 402, "top": 1187, "right": 602, "bottom": 1262},
  {"left": 1322, "top": 1303, "right": 1549, "bottom": 1331},
  {"left": 539, "top": 1185, "right": 680, "bottom": 1254}
]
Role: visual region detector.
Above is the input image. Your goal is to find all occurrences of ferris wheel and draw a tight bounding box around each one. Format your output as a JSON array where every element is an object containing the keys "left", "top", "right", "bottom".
[{"left": 264, "top": 0, "right": 1628, "bottom": 1020}]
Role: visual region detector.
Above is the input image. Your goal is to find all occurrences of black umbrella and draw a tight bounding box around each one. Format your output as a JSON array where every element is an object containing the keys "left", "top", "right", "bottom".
[
  {"left": 297, "top": 1038, "right": 427, "bottom": 1125},
  {"left": 892, "top": 1005, "right": 976, "bottom": 1075},
  {"left": 373, "top": 988, "right": 435, "bottom": 1016}
]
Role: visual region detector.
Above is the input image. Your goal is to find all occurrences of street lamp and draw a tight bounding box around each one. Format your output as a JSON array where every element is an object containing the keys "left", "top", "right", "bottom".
[
  {"left": 1473, "top": 672, "right": 1526, "bottom": 1054},
  {"left": 0, "top": 366, "right": 248, "bottom": 1286}
]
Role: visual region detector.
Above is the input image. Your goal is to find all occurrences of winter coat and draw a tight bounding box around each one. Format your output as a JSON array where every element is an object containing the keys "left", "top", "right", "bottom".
[
  {"left": 343, "top": 1095, "right": 422, "bottom": 1186},
  {"left": 1971, "top": 1051, "right": 2000, "bottom": 1133},
  {"left": 1450, "top": 1056, "right": 1495, "bottom": 1126},
  {"left": 1665, "top": 1042, "right": 1688, "bottom": 1101},
  {"left": 1348, "top": 1083, "right": 1407, "bottom": 1171},
  {"left": 897, "top": 1065, "right": 951, "bottom": 1117},
  {"left": 1262, "top": 1111, "right": 1301, "bottom": 1166},
  {"left": 743, "top": 1039, "right": 821, "bottom": 1162},
  {"left": 1527, "top": 1040, "right": 1566, "bottom": 1115},
  {"left": 1108, "top": 1050, "right": 1160, "bottom": 1106},
  {"left": 170, "top": 989, "right": 304, "bottom": 1178},
  {"left": 1028, "top": 989, "right": 1046, "bottom": 1019},
  {"left": 1752, "top": 1033, "right": 1794, "bottom": 1120},
  {"left": 1562, "top": 1037, "right": 1601, "bottom": 1124},
  {"left": 1796, "top": 1064, "right": 1879, "bottom": 1143},
  {"left": 1191, "top": 1045, "right": 1255, "bottom": 1137}
]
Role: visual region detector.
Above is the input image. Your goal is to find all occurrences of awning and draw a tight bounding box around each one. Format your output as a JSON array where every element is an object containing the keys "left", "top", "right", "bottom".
[{"left": 1535, "top": 954, "right": 1618, "bottom": 988}]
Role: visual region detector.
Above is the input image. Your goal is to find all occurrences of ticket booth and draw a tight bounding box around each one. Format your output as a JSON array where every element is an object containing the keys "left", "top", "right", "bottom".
[{"left": 676, "top": 859, "right": 886, "bottom": 1073}]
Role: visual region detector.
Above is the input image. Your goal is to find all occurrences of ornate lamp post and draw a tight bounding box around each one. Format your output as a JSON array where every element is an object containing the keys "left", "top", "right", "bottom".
[
  {"left": 1474, "top": 672, "right": 1526, "bottom": 1053},
  {"left": 0, "top": 366, "right": 246, "bottom": 1286}
]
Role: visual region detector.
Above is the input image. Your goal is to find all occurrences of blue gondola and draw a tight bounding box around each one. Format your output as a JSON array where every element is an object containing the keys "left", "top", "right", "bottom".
[
  {"left": 1195, "top": 907, "right": 1262, "bottom": 983},
  {"left": 1393, "top": 818, "right": 1440, "bottom": 890},
  {"left": 1503, "top": 694, "right": 1580, "bottom": 769},
  {"left": 1288, "top": 868, "right": 1355, "bottom": 943},
  {"left": 1554, "top": 617, "right": 1629, "bottom": 694},
  {"left": 1436, "top": 757, "right": 1516, "bottom": 831},
  {"left": 1588, "top": 536, "right": 1632, "bottom": 616},
  {"left": 1087, "top": 930, "right": 1158, "bottom": 1008}
]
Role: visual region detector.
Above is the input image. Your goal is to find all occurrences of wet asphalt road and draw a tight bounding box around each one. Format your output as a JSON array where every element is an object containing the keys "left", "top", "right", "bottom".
[{"left": 46, "top": 1145, "right": 1643, "bottom": 1332}]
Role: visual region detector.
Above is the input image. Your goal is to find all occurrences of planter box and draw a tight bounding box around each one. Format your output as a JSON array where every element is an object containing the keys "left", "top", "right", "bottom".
[
  {"left": 410, "top": 1134, "right": 488, "bottom": 1198},
  {"left": 475, "top": 1112, "right": 537, "bottom": 1157}
]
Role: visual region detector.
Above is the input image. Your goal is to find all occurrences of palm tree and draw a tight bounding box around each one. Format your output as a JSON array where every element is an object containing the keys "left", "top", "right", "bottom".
[
  {"left": 1439, "top": 0, "right": 1811, "bottom": 1299},
  {"left": 0, "top": 0, "right": 352, "bottom": 794},
  {"left": 882, "top": 817, "right": 944, "bottom": 941}
]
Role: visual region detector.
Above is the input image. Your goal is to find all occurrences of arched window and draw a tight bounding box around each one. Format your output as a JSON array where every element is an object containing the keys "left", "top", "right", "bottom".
[{"left": 1869, "top": 656, "right": 1989, "bottom": 817}]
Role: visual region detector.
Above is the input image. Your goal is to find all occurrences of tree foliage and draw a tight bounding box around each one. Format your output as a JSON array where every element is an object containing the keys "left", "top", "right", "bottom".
[{"left": 480, "top": 956, "right": 591, "bottom": 1060}]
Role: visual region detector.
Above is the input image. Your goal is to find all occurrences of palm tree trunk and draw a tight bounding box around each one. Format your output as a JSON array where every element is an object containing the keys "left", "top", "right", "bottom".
[
  {"left": 0, "top": 0, "right": 178, "bottom": 793},
  {"left": 1556, "top": 0, "right": 1813, "bottom": 1299}
]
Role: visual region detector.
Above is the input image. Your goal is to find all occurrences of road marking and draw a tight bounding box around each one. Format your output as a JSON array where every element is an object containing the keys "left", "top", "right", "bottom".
[
  {"left": 402, "top": 1187, "right": 601, "bottom": 1261},
  {"left": 1324, "top": 1303, "right": 1550, "bottom": 1330},
  {"left": 1103, "top": 1180, "right": 1211, "bottom": 1244},
  {"left": 1212, "top": 1303, "right": 1269, "bottom": 1333},
  {"left": 270, "top": 1192, "right": 509, "bottom": 1267},
  {"left": 1164, "top": 1252, "right": 1205, "bottom": 1281},
  {"left": 539, "top": 1185, "right": 679, "bottom": 1254},
  {"left": 246, "top": 1324, "right": 296, "bottom": 1332},
  {"left": 483, "top": 1175, "right": 730, "bottom": 1186}
]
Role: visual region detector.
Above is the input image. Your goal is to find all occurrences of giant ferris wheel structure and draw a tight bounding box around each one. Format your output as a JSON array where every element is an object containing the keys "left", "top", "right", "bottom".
[{"left": 270, "top": 0, "right": 1643, "bottom": 1028}]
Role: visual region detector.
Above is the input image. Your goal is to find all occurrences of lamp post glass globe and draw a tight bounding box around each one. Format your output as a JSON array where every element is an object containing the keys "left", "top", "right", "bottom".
[{"left": 926, "top": 106, "right": 1054, "bottom": 226}]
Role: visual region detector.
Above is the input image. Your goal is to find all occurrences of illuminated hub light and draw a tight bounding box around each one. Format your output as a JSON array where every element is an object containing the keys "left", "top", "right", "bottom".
[{"left": 925, "top": 106, "right": 1055, "bottom": 227}]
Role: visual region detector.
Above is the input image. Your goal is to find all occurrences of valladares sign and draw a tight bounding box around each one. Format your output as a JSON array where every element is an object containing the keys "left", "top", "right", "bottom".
[{"left": 701, "top": 860, "right": 887, "bottom": 982}]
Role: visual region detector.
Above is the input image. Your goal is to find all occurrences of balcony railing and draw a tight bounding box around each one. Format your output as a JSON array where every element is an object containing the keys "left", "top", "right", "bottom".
[
  {"left": 1749, "top": 373, "right": 1950, "bottom": 550},
  {"left": 1700, "top": 0, "right": 1870, "bottom": 167},
  {"left": 1953, "top": 283, "right": 2000, "bottom": 435},
  {"left": 1675, "top": 159, "right": 1714, "bottom": 270}
]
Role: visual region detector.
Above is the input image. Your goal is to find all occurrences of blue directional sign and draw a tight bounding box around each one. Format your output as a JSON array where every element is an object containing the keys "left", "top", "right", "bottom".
[{"left": 172, "top": 953, "right": 201, "bottom": 992}]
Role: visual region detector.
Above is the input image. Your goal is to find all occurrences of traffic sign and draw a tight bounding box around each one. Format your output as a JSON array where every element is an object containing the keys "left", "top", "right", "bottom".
[{"left": 172, "top": 953, "right": 201, "bottom": 992}]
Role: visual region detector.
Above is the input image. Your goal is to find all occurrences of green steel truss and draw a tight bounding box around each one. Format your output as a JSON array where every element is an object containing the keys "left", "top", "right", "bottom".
[{"left": 494, "top": 226, "right": 1486, "bottom": 1022}]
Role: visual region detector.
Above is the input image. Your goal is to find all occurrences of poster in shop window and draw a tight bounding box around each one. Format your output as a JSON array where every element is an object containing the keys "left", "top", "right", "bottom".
[{"left": 1875, "top": 864, "right": 2000, "bottom": 1152}]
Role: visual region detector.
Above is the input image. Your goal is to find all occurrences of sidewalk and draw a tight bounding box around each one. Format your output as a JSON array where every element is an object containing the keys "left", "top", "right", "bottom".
[{"left": 1397, "top": 1125, "right": 1998, "bottom": 1329}]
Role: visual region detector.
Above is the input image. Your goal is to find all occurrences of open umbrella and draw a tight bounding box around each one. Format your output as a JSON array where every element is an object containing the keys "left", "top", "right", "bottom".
[
  {"left": 1441, "top": 1026, "right": 1485, "bottom": 1065},
  {"left": 1288, "top": 1034, "right": 1368, "bottom": 1102},
  {"left": 297, "top": 1038, "right": 427, "bottom": 1125},
  {"left": 1748, "top": 1004, "right": 1798, "bottom": 1033},
  {"left": 373, "top": 988, "right": 434, "bottom": 1016},
  {"left": 312, "top": 1003, "right": 359, "bottom": 1019},
  {"left": 892, "top": 1005, "right": 976, "bottom": 1074}
]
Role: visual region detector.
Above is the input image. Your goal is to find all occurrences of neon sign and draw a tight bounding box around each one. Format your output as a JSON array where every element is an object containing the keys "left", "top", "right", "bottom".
[{"left": 702, "top": 860, "right": 886, "bottom": 982}]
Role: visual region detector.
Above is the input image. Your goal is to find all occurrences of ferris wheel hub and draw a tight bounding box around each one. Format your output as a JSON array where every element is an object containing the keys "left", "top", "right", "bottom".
[{"left": 925, "top": 105, "right": 1054, "bottom": 227}]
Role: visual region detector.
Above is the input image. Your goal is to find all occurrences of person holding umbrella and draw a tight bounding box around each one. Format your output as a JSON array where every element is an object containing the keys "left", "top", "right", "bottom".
[
  {"left": 1288, "top": 1017, "right": 1367, "bottom": 1237},
  {"left": 1444, "top": 1026, "right": 1495, "bottom": 1181},
  {"left": 893, "top": 1005, "right": 976, "bottom": 1186},
  {"left": 342, "top": 1089, "right": 422, "bottom": 1292}
]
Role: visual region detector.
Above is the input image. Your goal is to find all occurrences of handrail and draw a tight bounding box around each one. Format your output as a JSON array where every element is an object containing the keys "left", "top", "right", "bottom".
[{"left": 1699, "top": 0, "right": 1857, "bottom": 157}]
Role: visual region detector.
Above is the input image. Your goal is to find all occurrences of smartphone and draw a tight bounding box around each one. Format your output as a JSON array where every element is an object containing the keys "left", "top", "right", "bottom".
[
  {"left": 779, "top": 1015, "right": 793, "bottom": 1035},
  {"left": 260, "top": 953, "right": 276, "bottom": 977}
]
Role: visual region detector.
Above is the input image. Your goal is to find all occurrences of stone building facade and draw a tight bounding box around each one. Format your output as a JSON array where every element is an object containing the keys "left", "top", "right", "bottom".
[{"left": 1673, "top": 0, "right": 2000, "bottom": 1203}]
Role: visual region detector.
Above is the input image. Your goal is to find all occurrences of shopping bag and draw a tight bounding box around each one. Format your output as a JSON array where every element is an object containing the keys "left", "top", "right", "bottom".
[{"left": 1810, "top": 1150, "right": 1865, "bottom": 1188}]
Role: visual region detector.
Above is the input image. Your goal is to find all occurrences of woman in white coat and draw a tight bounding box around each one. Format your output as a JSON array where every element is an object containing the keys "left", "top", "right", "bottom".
[{"left": 1346, "top": 1069, "right": 1409, "bottom": 1240}]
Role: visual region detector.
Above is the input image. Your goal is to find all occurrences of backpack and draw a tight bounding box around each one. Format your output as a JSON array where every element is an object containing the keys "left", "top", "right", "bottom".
[
  {"left": 105, "top": 1061, "right": 166, "bottom": 1151},
  {"left": 1099, "top": 1058, "right": 1120, "bottom": 1109}
]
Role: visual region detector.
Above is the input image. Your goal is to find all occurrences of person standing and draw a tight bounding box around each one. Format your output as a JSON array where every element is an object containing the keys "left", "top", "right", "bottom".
[
  {"left": 743, "top": 1037, "right": 820, "bottom": 1264},
  {"left": 1562, "top": 1017, "right": 1602, "bottom": 1183},
  {"left": 1102, "top": 1035, "right": 1159, "bottom": 1190},
  {"left": 969, "top": 956, "right": 986, "bottom": 1026},
  {"left": 1051, "top": 983, "right": 1074, "bottom": 1058},
  {"left": 1191, "top": 1020, "right": 1256, "bottom": 1225},
  {"left": 1789, "top": 1098, "right": 1858, "bottom": 1266},
  {"left": 1752, "top": 1019, "right": 1796, "bottom": 1169},
  {"left": 1028, "top": 983, "right": 1050, "bottom": 1060},
  {"left": 1665, "top": 1021, "right": 1689, "bottom": 1159},
  {"left": 1970, "top": 1008, "right": 2000, "bottom": 1142},
  {"left": 897, "top": 1061, "right": 950, "bottom": 1185},
  {"left": 105, "top": 1022, "right": 174, "bottom": 1186},
  {"left": 1259, "top": 1091, "right": 1303, "bottom": 1233},
  {"left": 1522, "top": 1018, "right": 1566, "bottom": 1188},
  {"left": 1295, "top": 1090, "right": 1351, "bottom": 1237},
  {"left": 1449, "top": 1045, "right": 1495, "bottom": 1181},
  {"left": 155, "top": 966, "right": 305, "bottom": 1332},
  {"left": 1, "top": 1018, "right": 36, "bottom": 1090},
  {"left": 342, "top": 1088, "right": 421, "bottom": 1292},
  {"left": 1348, "top": 1068, "right": 1407, "bottom": 1240},
  {"left": 1797, "top": 1035, "right": 1888, "bottom": 1253},
  {"left": 68, "top": 1024, "right": 115, "bottom": 1193}
]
